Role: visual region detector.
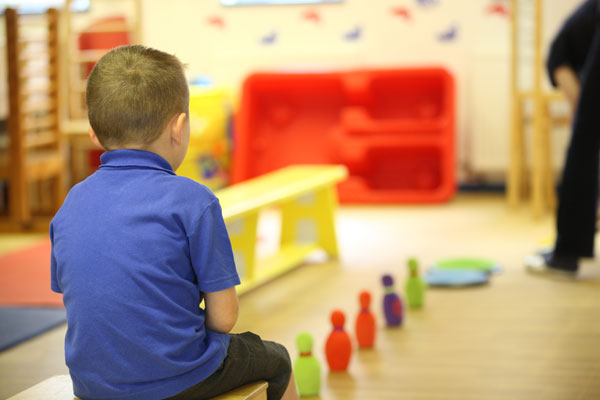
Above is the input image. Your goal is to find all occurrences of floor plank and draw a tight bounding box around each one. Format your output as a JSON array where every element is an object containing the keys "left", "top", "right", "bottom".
[{"left": 1, "top": 194, "right": 599, "bottom": 399}]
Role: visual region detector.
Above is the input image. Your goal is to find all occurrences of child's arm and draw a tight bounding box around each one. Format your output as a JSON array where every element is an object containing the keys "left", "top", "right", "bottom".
[{"left": 204, "top": 287, "right": 239, "bottom": 333}]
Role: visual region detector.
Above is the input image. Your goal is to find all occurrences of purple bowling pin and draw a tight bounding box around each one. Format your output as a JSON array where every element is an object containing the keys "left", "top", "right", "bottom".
[{"left": 382, "top": 274, "right": 403, "bottom": 326}]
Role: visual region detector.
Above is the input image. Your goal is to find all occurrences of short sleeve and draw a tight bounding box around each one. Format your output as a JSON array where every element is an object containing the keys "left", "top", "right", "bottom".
[
  {"left": 49, "top": 223, "right": 62, "bottom": 294},
  {"left": 189, "top": 199, "right": 240, "bottom": 293}
]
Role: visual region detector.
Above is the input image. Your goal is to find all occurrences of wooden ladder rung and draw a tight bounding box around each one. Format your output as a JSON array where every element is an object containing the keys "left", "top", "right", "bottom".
[
  {"left": 19, "top": 55, "right": 52, "bottom": 67},
  {"left": 20, "top": 82, "right": 56, "bottom": 97},
  {"left": 22, "top": 115, "right": 58, "bottom": 133},
  {"left": 21, "top": 98, "right": 55, "bottom": 114},
  {"left": 24, "top": 152, "right": 64, "bottom": 180},
  {"left": 18, "top": 39, "right": 51, "bottom": 52},
  {"left": 522, "top": 114, "right": 570, "bottom": 125},
  {"left": 25, "top": 130, "right": 60, "bottom": 148},
  {"left": 19, "top": 49, "right": 51, "bottom": 63},
  {"left": 17, "top": 36, "right": 48, "bottom": 46},
  {"left": 518, "top": 90, "right": 565, "bottom": 102},
  {"left": 18, "top": 64, "right": 54, "bottom": 80}
]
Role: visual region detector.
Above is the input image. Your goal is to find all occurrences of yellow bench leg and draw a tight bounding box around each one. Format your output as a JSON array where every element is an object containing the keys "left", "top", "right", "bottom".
[{"left": 280, "top": 186, "right": 340, "bottom": 258}]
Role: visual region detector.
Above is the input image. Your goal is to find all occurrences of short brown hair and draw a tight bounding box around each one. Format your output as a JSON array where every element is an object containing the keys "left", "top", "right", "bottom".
[{"left": 86, "top": 45, "right": 189, "bottom": 148}]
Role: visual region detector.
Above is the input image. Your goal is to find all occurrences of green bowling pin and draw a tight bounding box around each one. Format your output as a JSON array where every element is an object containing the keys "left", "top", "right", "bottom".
[
  {"left": 294, "top": 332, "right": 321, "bottom": 397},
  {"left": 406, "top": 257, "right": 426, "bottom": 308}
]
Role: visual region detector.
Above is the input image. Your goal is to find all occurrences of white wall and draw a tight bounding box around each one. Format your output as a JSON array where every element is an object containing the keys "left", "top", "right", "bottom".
[
  {"left": 0, "top": 0, "right": 584, "bottom": 182},
  {"left": 139, "top": 0, "right": 583, "bottom": 182}
]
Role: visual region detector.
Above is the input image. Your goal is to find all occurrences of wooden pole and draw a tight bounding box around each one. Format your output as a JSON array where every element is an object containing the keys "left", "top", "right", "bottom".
[
  {"left": 542, "top": 96, "right": 557, "bottom": 212},
  {"left": 531, "top": 0, "right": 545, "bottom": 218},
  {"left": 5, "top": 8, "right": 29, "bottom": 225},
  {"left": 507, "top": 0, "right": 525, "bottom": 208}
]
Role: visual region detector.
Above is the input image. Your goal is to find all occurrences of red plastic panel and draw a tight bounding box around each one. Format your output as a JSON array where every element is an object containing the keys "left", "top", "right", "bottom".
[
  {"left": 79, "top": 16, "right": 131, "bottom": 76},
  {"left": 232, "top": 68, "right": 455, "bottom": 203},
  {"left": 79, "top": 17, "right": 131, "bottom": 172}
]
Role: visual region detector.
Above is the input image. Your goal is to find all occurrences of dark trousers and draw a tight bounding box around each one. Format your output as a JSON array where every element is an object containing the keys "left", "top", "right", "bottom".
[
  {"left": 554, "top": 27, "right": 600, "bottom": 260},
  {"left": 165, "top": 332, "right": 292, "bottom": 400}
]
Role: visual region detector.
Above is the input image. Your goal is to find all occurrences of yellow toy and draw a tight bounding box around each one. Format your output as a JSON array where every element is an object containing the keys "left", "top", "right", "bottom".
[{"left": 176, "top": 85, "right": 232, "bottom": 190}]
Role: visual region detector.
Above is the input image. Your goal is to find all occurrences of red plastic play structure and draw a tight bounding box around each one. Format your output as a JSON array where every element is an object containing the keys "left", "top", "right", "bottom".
[{"left": 232, "top": 68, "right": 455, "bottom": 203}]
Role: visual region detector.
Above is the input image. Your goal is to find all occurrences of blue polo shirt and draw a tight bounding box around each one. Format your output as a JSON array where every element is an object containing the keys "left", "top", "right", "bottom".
[{"left": 50, "top": 149, "right": 240, "bottom": 400}]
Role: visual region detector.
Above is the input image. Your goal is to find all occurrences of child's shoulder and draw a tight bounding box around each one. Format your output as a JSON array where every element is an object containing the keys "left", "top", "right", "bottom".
[
  {"left": 168, "top": 176, "right": 224, "bottom": 226},
  {"left": 64, "top": 170, "right": 218, "bottom": 209},
  {"left": 170, "top": 175, "right": 218, "bottom": 202}
]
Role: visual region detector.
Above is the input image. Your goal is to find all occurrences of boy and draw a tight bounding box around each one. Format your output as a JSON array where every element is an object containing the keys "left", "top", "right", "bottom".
[{"left": 50, "top": 45, "right": 297, "bottom": 400}]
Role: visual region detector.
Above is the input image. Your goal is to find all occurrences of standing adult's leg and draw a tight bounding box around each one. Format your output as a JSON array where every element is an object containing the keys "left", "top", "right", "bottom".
[{"left": 554, "top": 26, "right": 600, "bottom": 262}]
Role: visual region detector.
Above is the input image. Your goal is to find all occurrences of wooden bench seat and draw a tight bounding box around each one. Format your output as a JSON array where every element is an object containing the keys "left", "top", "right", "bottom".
[
  {"left": 215, "top": 164, "right": 348, "bottom": 294},
  {"left": 8, "top": 375, "right": 268, "bottom": 400}
]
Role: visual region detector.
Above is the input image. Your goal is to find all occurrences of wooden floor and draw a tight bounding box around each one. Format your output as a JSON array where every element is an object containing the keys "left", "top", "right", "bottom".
[{"left": 1, "top": 194, "right": 600, "bottom": 399}]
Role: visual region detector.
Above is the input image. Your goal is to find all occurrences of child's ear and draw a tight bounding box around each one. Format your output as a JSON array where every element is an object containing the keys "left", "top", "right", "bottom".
[
  {"left": 88, "top": 127, "right": 104, "bottom": 149},
  {"left": 170, "top": 113, "right": 187, "bottom": 145}
]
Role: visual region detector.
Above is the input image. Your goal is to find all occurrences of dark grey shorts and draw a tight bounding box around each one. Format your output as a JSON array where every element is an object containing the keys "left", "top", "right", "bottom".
[{"left": 165, "top": 332, "right": 292, "bottom": 400}]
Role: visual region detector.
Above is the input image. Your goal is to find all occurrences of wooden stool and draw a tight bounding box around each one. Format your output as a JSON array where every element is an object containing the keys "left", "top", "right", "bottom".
[
  {"left": 211, "top": 381, "right": 268, "bottom": 400},
  {"left": 8, "top": 375, "right": 268, "bottom": 400}
]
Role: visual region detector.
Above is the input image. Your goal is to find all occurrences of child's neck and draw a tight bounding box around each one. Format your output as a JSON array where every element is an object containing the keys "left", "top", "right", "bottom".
[{"left": 108, "top": 136, "right": 178, "bottom": 171}]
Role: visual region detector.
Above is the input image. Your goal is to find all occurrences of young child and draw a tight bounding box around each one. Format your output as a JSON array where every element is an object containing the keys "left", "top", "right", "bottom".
[{"left": 50, "top": 45, "right": 297, "bottom": 400}]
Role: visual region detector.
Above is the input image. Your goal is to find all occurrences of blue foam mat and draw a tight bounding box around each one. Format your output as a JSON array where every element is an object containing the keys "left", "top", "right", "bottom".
[
  {"left": 0, "top": 307, "right": 66, "bottom": 352},
  {"left": 424, "top": 268, "right": 490, "bottom": 287}
]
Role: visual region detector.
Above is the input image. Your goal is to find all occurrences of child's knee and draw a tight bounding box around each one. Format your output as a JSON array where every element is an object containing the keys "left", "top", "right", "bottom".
[
  {"left": 269, "top": 341, "right": 292, "bottom": 376},
  {"left": 264, "top": 341, "right": 293, "bottom": 398},
  {"left": 278, "top": 343, "right": 292, "bottom": 374}
]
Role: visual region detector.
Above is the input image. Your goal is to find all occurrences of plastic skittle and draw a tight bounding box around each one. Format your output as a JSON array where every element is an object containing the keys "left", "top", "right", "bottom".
[
  {"left": 382, "top": 274, "right": 403, "bottom": 326},
  {"left": 325, "top": 310, "right": 352, "bottom": 371},
  {"left": 406, "top": 257, "right": 426, "bottom": 308},
  {"left": 355, "top": 291, "right": 376, "bottom": 348},
  {"left": 294, "top": 332, "right": 321, "bottom": 397}
]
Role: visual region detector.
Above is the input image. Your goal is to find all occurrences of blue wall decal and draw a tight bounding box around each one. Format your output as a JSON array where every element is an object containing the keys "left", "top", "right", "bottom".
[
  {"left": 260, "top": 31, "right": 278, "bottom": 45},
  {"left": 437, "top": 24, "right": 458, "bottom": 42},
  {"left": 343, "top": 25, "right": 362, "bottom": 41},
  {"left": 415, "top": 0, "right": 439, "bottom": 7}
]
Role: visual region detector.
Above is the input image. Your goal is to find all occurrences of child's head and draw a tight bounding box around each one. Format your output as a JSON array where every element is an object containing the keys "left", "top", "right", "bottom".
[{"left": 86, "top": 45, "right": 189, "bottom": 150}]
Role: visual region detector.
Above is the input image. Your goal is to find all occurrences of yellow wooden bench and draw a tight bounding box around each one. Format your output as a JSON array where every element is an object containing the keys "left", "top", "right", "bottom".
[
  {"left": 7, "top": 375, "right": 268, "bottom": 400},
  {"left": 216, "top": 165, "right": 348, "bottom": 294}
]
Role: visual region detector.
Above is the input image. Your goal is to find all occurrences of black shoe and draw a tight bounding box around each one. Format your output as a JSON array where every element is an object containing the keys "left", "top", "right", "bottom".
[{"left": 525, "top": 250, "right": 578, "bottom": 277}]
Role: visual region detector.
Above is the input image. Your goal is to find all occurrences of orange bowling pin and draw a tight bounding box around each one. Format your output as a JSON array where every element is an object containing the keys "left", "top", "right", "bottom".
[
  {"left": 325, "top": 309, "right": 352, "bottom": 371},
  {"left": 355, "top": 291, "right": 376, "bottom": 348}
]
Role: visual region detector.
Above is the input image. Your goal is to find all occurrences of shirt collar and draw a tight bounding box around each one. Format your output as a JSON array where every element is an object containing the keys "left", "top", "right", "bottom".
[{"left": 99, "top": 149, "right": 175, "bottom": 175}]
